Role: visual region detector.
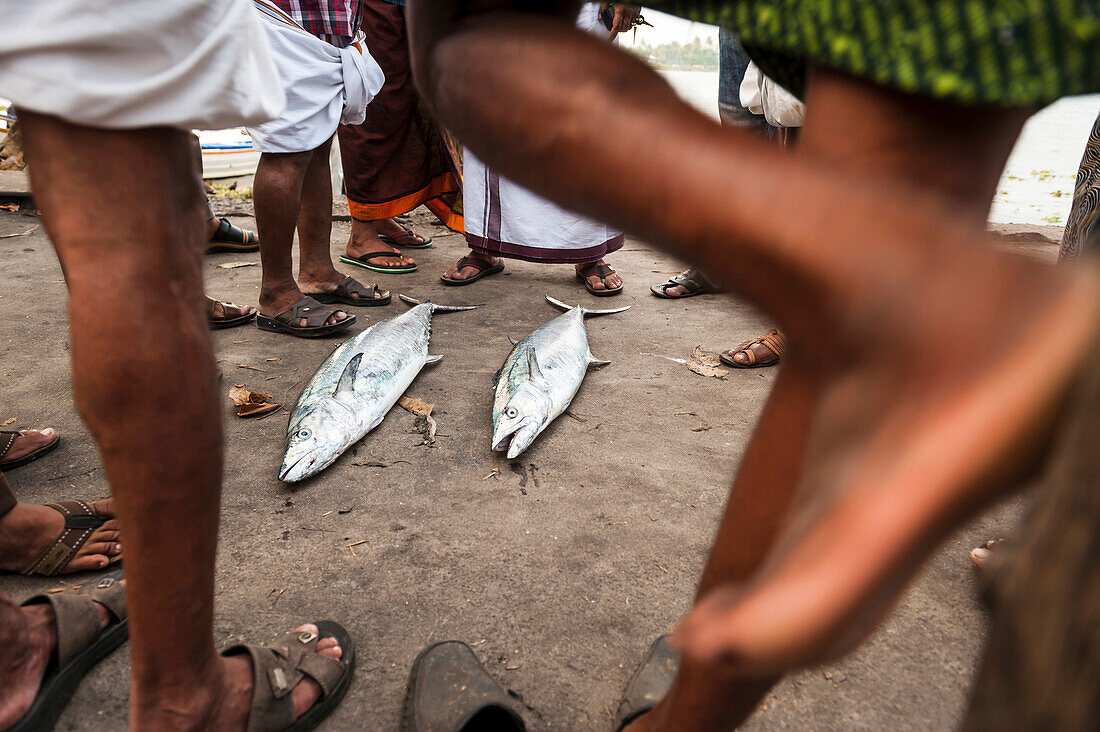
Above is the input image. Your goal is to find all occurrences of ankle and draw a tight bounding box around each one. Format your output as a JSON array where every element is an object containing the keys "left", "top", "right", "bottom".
[
  {"left": 0, "top": 505, "right": 51, "bottom": 570},
  {"left": 259, "top": 281, "right": 304, "bottom": 311},
  {"left": 131, "top": 657, "right": 230, "bottom": 732}
]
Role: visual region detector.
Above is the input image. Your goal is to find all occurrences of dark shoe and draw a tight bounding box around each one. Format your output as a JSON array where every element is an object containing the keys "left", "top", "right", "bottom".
[
  {"left": 614, "top": 635, "right": 679, "bottom": 731},
  {"left": 402, "top": 641, "right": 526, "bottom": 732},
  {"left": 206, "top": 217, "right": 259, "bottom": 254}
]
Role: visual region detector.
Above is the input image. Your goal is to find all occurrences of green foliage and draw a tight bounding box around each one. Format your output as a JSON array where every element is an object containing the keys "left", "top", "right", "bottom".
[{"left": 626, "top": 36, "right": 719, "bottom": 70}]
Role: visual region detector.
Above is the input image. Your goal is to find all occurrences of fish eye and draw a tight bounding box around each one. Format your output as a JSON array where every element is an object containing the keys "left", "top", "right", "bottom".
[
  {"left": 297, "top": 429, "right": 311, "bottom": 439},
  {"left": 504, "top": 407, "right": 518, "bottom": 419}
]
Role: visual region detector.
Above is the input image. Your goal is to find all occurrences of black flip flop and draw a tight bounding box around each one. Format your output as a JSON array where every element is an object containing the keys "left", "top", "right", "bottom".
[
  {"left": 206, "top": 217, "right": 259, "bottom": 254},
  {"left": 440, "top": 256, "right": 505, "bottom": 286},
  {"left": 378, "top": 227, "right": 433, "bottom": 249},
  {"left": 0, "top": 429, "right": 60, "bottom": 470},
  {"left": 11, "top": 572, "right": 128, "bottom": 732},
  {"left": 576, "top": 262, "right": 624, "bottom": 297},
  {"left": 340, "top": 251, "right": 418, "bottom": 274}
]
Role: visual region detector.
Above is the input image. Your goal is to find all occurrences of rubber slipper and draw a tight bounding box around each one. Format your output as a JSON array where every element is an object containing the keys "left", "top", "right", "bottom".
[
  {"left": 378, "top": 227, "right": 433, "bottom": 249},
  {"left": 0, "top": 430, "right": 60, "bottom": 470},
  {"left": 402, "top": 640, "right": 525, "bottom": 731},
  {"left": 340, "top": 251, "right": 418, "bottom": 274},
  {"left": 440, "top": 256, "right": 504, "bottom": 286},
  {"left": 19, "top": 499, "right": 120, "bottom": 576},
  {"left": 576, "top": 262, "right": 624, "bottom": 297},
  {"left": 256, "top": 297, "right": 357, "bottom": 338},
  {"left": 206, "top": 217, "right": 259, "bottom": 254},
  {"left": 221, "top": 619, "right": 355, "bottom": 732},
  {"left": 10, "top": 572, "right": 128, "bottom": 732},
  {"left": 308, "top": 276, "right": 391, "bottom": 307},
  {"left": 614, "top": 635, "right": 679, "bottom": 732},
  {"left": 650, "top": 270, "right": 717, "bottom": 299}
]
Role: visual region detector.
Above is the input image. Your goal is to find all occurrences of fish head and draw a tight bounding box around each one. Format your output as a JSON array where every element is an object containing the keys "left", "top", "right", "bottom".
[
  {"left": 492, "top": 384, "right": 551, "bottom": 459},
  {"left": 279, "top": 401, "right": 353, "bottom": 482}
]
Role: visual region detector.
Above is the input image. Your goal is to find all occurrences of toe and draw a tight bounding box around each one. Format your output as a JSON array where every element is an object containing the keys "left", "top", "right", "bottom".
[
  {"left": 732, "top": 352, "right": 749, "bottom": 365},
  {"left": 64, "top": 552, "right": 113, "bottom": 572}
]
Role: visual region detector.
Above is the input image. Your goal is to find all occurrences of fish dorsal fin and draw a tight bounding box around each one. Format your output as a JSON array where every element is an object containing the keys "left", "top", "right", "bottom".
[
  {"left": 335, "top": 353, "right": 362, "bottom": 396},
  {"left": 507, "top": 334, "right": 519, "bottom": 346},
  {"left": 526, "top": 347, "right": 546, "bottom": 382},
  {"left": 425, "top": 354, "right": 443, "bottom": 364},
  {"left": 587, "top": 354, "right": 612, "bottom": 368}
]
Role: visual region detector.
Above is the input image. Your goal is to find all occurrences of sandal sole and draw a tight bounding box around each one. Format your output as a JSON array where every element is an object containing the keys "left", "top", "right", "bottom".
[
  {"left": 256, "top": 314, "right": 357, "bottom": 338},
  {"left": 339, "top": 256, "right": 418, "bottom": 274},
  {"left": 649, "top": 284, "right": 708, "bottom": 299},
  {"left": 204, "top": 243, "right": 259, "bottom": 254},
  {"left": 440, "top": 265, "right": 504, "bottom": 286},
  {"left": 208, "top": 312, "right": 257, "bottom": 330},
  {"left": 719, "top": 352, "right": 780, "bottom": 369},
  {"left": 311, "top": 292, "right": 392, "bottom": 307},
  {"left": 577, "top": 272, "right": 624, "bottom": 297},
  {"left": 0, "top": 435, "right": 60, "bottom": 470}
]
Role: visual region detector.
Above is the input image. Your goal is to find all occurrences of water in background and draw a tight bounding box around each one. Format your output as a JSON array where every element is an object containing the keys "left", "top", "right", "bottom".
[{"left": 660, "top": 69, "right": 1100, "bottom": 228}]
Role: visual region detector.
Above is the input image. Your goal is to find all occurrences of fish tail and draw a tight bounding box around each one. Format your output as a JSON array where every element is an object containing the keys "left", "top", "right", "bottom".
[
  {"left": 399, "top": 294, "right": 485, "bottom": 312},
  {"left": 545, "top": 294, "right": 630, "bottom": 317}
]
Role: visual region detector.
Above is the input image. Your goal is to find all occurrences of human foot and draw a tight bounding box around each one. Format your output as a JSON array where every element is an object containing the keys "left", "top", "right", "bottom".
[
  {"left": 138, "top": 623, "right": 348, "bottom": 731},
  {"left": 375, "top": 217, "right": 432, "bottom": 248},
  {"left": 576, "top": 260, "right": 624, "bottom": 295},
  {"left": 970, "top": 539, "right": 1005, "bottom": 570},
  {"left": 0, "top": 577, "right": 124, "bottom": 731},
  {"left": 720, "top": 329, "right": 786, "bottom": 369},
  {"left": 441, "top": 252, "right": 503, "bottom": 284},
  {"left": 650, "top": 269, "right": 717, "bottom": 299},
  {"left": 346, "top": 218, "right": 415, "bottom": 269},
  {"left": 207, "top": 298, "right": 256, "bottom": 330},
  {"left": 672, "top": 261, "right": 1100, "bottom": 676},
  {"left": 0, "top": 429, "right": 60, "bottom": 469},
  {"left": 0, "top": 498, "right": 121, "bottom": 575},
  {"left": 259, "top": 284, "right": 349, "bottom": 328}
]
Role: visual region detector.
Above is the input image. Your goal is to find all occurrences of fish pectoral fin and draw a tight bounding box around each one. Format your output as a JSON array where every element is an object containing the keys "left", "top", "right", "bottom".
[
  {"left": 526, "top": 348, "right": 547, "bottom": 381},
  {"left": 334, "top": 353, "right": 363, "bottom": 396},
  {"left": 425, "top": 354, "right": 444, "bottom": 364},
  {"left": 587, "top": 357, "right": 612, "bottom": 368}
]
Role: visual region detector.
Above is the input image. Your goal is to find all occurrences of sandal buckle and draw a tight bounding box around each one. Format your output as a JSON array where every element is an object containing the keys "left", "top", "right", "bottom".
[
  {"left": 97, "top": 577, "right": 115, "bottom": 589},
  {"left": 298, "top": 630, "right": 317, "bottom": 644}
]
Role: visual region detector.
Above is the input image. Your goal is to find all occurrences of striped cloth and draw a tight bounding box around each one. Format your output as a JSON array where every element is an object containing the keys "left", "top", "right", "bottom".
[
  {"left": 1060, "top": 112, "right": 1100, "bottom": 264},
  {"left": 270, "top": 0, "right": 359, "bottom": 41}
]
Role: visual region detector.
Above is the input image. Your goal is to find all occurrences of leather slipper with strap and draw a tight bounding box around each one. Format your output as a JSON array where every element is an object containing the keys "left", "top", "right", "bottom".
[
  {"left": 222, "top": 620, "right": 355, "bottom": 732},
  {"left": 0, "top": 429, "right": 60, "bottom": 470},
  {"left": 719, "top": 328, "right": 787, "bottom": 369},
  {"left": 307, "top": 276, "right": 391, "bottom": 307},
  {"left": 614, "top": 635, "right": 679, "bottom": 732},
  {"left": 256, "top": 297, "right": 357, "bottom": 339},
  {"left": 206, "top": 217, "right": 260, "bottom": 254},
  {"left": 208, "top": 300, "right": 257, "bottom": 331},
  {"left": 9, "top": 571, "right": 128, "bottom": 732},
  {"left": 340, "top": 251, "right": 418, "bottom": 274},
  {"left": 20, "top": 500, "right": 120, "bottom": 576},
  {"left": 576, "top": 262, "right": 624, "bottom": 296},
  {"left": 378, "top": 226, "right": 433, "bottom": 249},
  {"left": 650, "top": 269, "right": 719, "bottom": 299},
  {"left": 440, "top": 256, "right": 504, "bottom": 286}
]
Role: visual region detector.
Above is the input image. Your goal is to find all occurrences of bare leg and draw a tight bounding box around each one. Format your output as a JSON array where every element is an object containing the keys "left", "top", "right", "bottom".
[
  {"left": 346, "top": 218, "right": 416, "bottom": 268},
  {"left": 292, "top": 138, "right": 348, "bottom": 295},
  {"left": 408, "top": 6, "right": 1100, "bottom": 727},
  {"left": 254, "top": 147, "right": 347, "bottom": 326}
]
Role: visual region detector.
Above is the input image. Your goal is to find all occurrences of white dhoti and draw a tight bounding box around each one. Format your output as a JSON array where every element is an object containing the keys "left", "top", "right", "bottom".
[
  {"left": 0, "top": 0, "right": 285, "bottom": 130},
  {"left": 245, "top": 0, "right": 385, "bottom": 154},
  {"left": 462, "top": 4, "right": 622, "bottom": 264}
]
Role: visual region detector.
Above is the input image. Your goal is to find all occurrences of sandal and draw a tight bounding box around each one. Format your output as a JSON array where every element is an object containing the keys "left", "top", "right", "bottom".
[
  {"left": 20, "top": 500, "right": 120, "bottom": 576},
  {"left": 208, "top": 299, "right": 257, "bottom": 330},
  {"left": 256, "top": 297, "right": 356, "bottom": 338},
  {"left": 614, "top": 635, "right": 679, "bottom": 731},
  {"left": 206, "top": 217, "right": 259, "bottom": 254},
  {"left": 378, "top": 226, "right": 433, "bottom": 249},
  {"left": 576, "top": 262, "right": 624, "bottom": 297},
  {"left": 9, "top": 571, "right": 128, "bottom": 732},
  {"left": 719, "top": 328, "right": 786, "bottom": 368},
  {"left": 440, "top": 255, "right": 504, "bottom": 286},
  {"left": 307, "top": 276, "right": 390, "bottom": 307},
  {"left": 0, "top": 429, "right": 60, "bottom": 470},
  {"left": 650, "top": 269, "right": 718, "bottom": 299},
  {"left": 339, "top": 251, "right": 418, "bottom": 274},
  {"left": 222, "top": 620, "right": 355, "bottom": 732}
]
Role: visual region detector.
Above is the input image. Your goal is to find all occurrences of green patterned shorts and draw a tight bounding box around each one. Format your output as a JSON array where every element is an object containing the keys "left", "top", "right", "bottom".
[{"left": 647, "top": 0, "right": 1100, "bottom": 105}]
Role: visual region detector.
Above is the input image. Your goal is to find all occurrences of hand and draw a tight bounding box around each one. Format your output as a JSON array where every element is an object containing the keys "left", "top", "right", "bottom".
[{"left": 609, "top": 4, "right": 641, "bottom": 34}]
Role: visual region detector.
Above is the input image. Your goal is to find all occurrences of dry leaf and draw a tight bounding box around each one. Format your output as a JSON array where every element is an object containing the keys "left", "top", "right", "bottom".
[
  {"left": 238, "top": 402, "right": 280, "bottom": 418},
  {"left": 0, "top": 203, "right": 18, "bottom": 212},
  {"left": 265, "top": 357, "right": 281, "bottom": 362},
  {"left": 216, "top": 261, "right": 258, "bottom": 269},
  {"left": 236, "top": 363, "right": 265, "bottom": 372},
  {"left": 228, "top": 384, "right": 278, "bottom": 417},
  {"left": 1, "top": 417, "right": 15, "bottom": 426},
  {"left": 0, "top": 225, "right": 37, "bottom": 239},
  {"left": 687, "top": 346, "right": 729, "bottom": 379},
  {"left": 398, "top": 396, "right": 434, "bottom": 416}
]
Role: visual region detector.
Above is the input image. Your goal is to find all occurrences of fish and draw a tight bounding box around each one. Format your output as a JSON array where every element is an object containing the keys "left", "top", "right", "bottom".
[
  {"left": 280, "top": 295, "right": 482, "bottom": 482},
  {"left": 491, "top": 295, "right": 629, "bottom": 459}
]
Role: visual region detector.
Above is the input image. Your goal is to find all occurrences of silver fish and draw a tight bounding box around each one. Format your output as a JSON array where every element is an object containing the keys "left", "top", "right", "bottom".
[
  {"left": 280, "top": 295, "right": 482, "bottom": 482},
  {"left": 492, "top": 295, "right": 628, "bottom": 459}
]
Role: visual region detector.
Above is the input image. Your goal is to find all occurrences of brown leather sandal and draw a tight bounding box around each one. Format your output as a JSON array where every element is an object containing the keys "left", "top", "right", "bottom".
[
  {"left": 307, "top": 276, "right": 390, "bottom": 307},
  {"left": 9, "top": 571, "right": 128, "bottom": 732},
  {"left": 222, "top": 620, "right": 355, "bottom": 732},
  {"left": 720, "top": 328, "right": 787, "bottom": 368},
  {"left": 256, "top": 297, "right": 357, "bottom": 338},
  {"left": 21, "top": 500, "right": 118, "bottom": 576},
  {"left": 0, "top": 429, "right": 60, "bottom": 470},
  {"left": 208, "top": 299, "right": 257, "bottom": 330}
]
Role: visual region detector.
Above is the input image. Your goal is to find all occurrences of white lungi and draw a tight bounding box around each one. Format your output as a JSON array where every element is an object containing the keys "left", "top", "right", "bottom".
[
  {"left": 0, "top": 0, "right": 285, "bottom": 130},
  {"left": 245, "top": 0, "right": 384, "bottom": 154}
]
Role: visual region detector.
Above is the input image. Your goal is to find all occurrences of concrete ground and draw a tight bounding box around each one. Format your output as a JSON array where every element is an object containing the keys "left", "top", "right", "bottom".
[{"left": 0, "top": 201, "right": 1058, "bottom": 730}]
